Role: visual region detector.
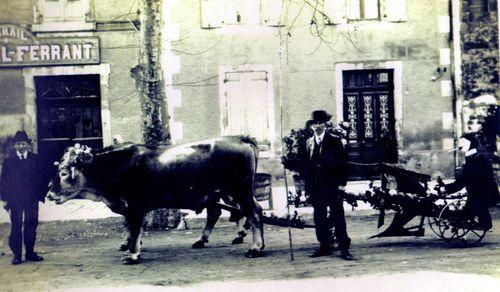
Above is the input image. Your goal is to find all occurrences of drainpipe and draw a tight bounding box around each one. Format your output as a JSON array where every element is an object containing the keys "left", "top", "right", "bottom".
[{"left": 450, "top": 0, "right": 463, "bottom": 178}]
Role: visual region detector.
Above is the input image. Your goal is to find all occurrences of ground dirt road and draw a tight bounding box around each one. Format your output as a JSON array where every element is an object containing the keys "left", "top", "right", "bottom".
[{"left": 1, "top": 207, "right": 499, "bottom": 291}]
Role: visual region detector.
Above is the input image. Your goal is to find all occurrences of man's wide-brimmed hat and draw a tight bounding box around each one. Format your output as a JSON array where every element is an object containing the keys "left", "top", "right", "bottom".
[
  {"left": 13, "top": 130, "right": 31, "bottom": 143},
  {"left": 308, "top": 110, "right": 332, "bottom": 125}
]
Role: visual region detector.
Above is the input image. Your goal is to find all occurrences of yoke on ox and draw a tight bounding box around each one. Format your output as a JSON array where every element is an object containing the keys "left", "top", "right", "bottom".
[{"left": 47, "top": 136, "right": 265, "bottom": 264}]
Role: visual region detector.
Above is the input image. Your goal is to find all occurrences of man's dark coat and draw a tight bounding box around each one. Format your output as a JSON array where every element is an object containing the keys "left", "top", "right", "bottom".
[
  {"left": 445, "top": 153, "right": 499, "bottom": 229},
  {"left": 302, "top": 132, "right": 350, "bottom": 251},
  {"left": 1, "top": 152, "right": 44, "bottom": 206},
  {"left": 303, "top": 132, "right": 348, "bottom": 200},
  {"left": 1, "top": 151, "right": 44, "bottom": 257}
]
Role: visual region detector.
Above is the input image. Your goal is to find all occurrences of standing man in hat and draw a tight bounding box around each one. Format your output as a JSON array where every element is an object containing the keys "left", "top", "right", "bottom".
[
  {"left": 303, "top": 110, "right": 353, "bottom": 260},
  {"left": 0, "top": 131, "right": 45, "bottom": 265},
  {"left": 440, "top": 133, "right": 500, "bottom": 231}
]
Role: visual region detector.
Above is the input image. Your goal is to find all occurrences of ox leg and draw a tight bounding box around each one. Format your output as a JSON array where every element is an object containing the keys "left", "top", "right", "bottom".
[
  {"left": 192, "top": 206, "right": 221, "bottom": 249},
  {"left": 244, "top": 198, "right": 265, "bottom": 258},
  {"left": 123, "top": 211, "right": 144, "bottom": 265},
  {"left": 232, "top": 217, "right": 247, "bottom": 245},
  {"left": 119, "top": 218, "right": 131, "bottom": 251}
]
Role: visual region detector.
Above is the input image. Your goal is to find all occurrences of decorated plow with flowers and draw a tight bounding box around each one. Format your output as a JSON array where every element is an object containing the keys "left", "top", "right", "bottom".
[
  {"left": 279, "top": 121, "right": 488, "bottom": 246},
  {"left": 285, "top": 163, "right": 488, "bottom": 245}
]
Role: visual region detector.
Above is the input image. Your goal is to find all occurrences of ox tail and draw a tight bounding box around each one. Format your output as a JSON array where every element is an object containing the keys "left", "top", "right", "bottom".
[{"left": 240, "top": 136, "right": 259, "bottom": 171}]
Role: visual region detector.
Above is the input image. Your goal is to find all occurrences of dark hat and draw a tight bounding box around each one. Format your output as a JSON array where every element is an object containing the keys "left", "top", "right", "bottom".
[
  {"left": 460, "top": 132, "right": 479, "bottom": 149},
  {"left": 13, "top": 130, "right": 31, "bottom": 143},
  {"left": 308, "top": 110, "right": 332, "bottom": 125}
]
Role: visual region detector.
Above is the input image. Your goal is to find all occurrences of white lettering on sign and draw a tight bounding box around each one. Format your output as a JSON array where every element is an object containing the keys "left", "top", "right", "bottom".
[
  {"left": 83, "top": 44, "right": 92, "bottom": 60},
  {"left": 30, "top": 45, "right": 39, "bottom": 61},
  {"left": 1, "top": 47, "right": 11, "bottom": 62},
  {"left": 62, "top": 44, "right": 71, "bottom": 59},
  {"left": 40, "top": 45, "right": 50, "bottom": 60},
  {"left": 72, "top": 44, "right": 82, "bottom": 59},
  {"left": 51, "top": 45, "right": 60, "bottom": 60},
  {"left": 0, "top": 40, "right": 97, "bottom": 65},
  {"left": 0, "top": 25, "right": 28, "bottom": 41},
  {"left": 16, "top": 45, "right": 29, "bottom": 62}
]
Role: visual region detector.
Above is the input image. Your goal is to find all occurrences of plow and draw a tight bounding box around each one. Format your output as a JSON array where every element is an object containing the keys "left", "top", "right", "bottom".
[{"left": 247, "top": 163, "right": 488, "bottom": 246}]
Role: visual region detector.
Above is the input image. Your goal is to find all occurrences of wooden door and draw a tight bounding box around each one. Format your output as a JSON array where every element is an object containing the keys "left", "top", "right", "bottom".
[
  {"left": 35, "top": 74, "right": 103, "bottom": 186},
  {"left": 343, "top": 70, "right": 398, "bottom": 179}
]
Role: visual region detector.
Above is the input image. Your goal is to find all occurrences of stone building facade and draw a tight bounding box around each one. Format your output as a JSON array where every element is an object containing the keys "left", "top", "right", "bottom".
[
  {"left": 163, "top": 0, "right": 461, "bottom": 179},
  {"left": 1, "top": 0, "right": 491, "bottom": 182}
]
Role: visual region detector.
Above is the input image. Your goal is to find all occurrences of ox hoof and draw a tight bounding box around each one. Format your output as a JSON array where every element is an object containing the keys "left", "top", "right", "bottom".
[
  {"left": 232, "top": 237, "right": 244, "bottom": 245},
  {"left": 119, "top": 244, "right": 129, "bottom": 251},
  {"left": 122, "top": 255, "right": 141, "bottom": 265},
  {"left": 192, "top": 240, "right": 207, "bottom": 249},
  {"left": 245, "top": 249, "right": 263, "bottom": 258}
]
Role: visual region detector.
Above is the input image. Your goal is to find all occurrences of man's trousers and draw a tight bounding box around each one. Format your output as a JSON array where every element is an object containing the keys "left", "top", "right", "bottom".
[{"left": 8, "top": 202, "right": 39, "bottom": 257}]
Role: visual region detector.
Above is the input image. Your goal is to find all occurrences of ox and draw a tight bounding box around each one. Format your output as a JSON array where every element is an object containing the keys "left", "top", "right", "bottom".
[{"left": 47, "top": 136, "right": 265, "bottom": 264}]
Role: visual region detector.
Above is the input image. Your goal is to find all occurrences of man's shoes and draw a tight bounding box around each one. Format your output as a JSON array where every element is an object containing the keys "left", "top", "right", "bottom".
[
  {"left": 310, "top": 247, "right": 332, "bottom": 258},
  {"left": 340, "top": 250, "right": 354, "bottom": 261},
  {"left": 11, "top": 256, "right": 22, "bottom": 265},
  {"left": 25, "top": 253, "right": 44, "bottom": 262}
]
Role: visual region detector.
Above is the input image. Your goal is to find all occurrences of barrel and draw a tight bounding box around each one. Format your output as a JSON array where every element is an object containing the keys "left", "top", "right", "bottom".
[{"left": 254, "top": 173, "right": 273, "bottom": 209}]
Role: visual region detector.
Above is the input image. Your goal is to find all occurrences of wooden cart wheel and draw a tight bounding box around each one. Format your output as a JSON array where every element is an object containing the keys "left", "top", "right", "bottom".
[
  {"left": 437, "top": 199, "right": 486, "bottom": 245},
  {"left": 428, "top": 216, "right": 445, "bottom": 239}
]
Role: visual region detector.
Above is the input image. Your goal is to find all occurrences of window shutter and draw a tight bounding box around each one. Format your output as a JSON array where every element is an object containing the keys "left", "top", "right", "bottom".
[
  {"left": 239, "top": 0, "right": 260, "bottom": 24},
  {"left": 201, "top": 0, "right": 223, "bottom": 28},
  {"left": 346, "top": 0, "right": 361, "bottom": 20},
  {"left": 65, "top": 0, "right": 88, "bottom": 22},
  {"left": 42, "top": 0, "right": 64, "bottom": 22},
  {"left": 363, "top": 0, "right": 380, "bottom": 19},
  {"left": 384, "top": 0, "right": 407, "bottom": 22},
  {"left": 262, "top": 0, "right": 284, "bottom": 26},
  {"left": 223, "top": 0, "right": 239, "bottom": 24},
  {"left": 324, "top": 0, "right": 347, "bottom": 25}
]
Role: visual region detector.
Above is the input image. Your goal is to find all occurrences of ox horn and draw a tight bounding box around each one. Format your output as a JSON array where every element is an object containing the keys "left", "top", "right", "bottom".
[
  {"left": 54, "top": 161, "right": 60, "bottom": 167},
  {"left": 78, "top": 145, "right": 94, "bottom": 164}
]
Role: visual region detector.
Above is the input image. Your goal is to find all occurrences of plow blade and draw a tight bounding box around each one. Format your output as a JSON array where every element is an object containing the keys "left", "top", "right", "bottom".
[{"left": 369, "top": 211, "right": 425, "bottom": 239}]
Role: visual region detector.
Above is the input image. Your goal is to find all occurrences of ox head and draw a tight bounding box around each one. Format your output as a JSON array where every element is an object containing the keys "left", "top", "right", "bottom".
[{"left": 47, "top": 144, "right": 94, "bottom": 204}]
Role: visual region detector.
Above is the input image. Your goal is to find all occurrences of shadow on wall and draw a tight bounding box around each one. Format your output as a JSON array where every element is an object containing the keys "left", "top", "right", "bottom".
[
  {"left": 401, "top": 122, "right": 450, "bottom": 151},
  {"left": 399, "top": 123, "right": 455, "bottom": 178},
  {"left": 399, "top": 150, "right": 455, "bottom": 179},
  {"left": 0, "top": 135, "right": 14, "bottom": 174}
]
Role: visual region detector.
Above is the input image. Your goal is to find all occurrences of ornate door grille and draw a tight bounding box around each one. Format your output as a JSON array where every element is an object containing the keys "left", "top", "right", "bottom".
[
  {"left": 35, "top": 74, "right": 103, "bottom": 185},
  {"left": 343, "top": 69, "right": 397, "bottom": 179}
]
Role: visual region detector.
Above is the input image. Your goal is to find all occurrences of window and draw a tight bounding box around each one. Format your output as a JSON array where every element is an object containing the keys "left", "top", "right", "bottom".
[
  {"left": 224, "top": 0, "right": 260, "bottom": 25},
  {"left": 384, "top": 0, "right": 407, "bottom": 22},
  {"left": 346, "top": 0, "right": 380, "bottom": 20},
  {"left": 324, "top": 0, "right": 406, "bottom": 24},
  {"left": 220, "top": 67, "right": 274, "bottom": 144},
  {"left": 39, "top": 0, "right": 89, "bottom": 23},
  {"left": 201, "top": 0, "right": 284, "bottom": 28}
]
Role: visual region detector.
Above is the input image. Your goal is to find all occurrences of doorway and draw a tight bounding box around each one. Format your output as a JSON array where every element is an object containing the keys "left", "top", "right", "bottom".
[
  {"left": 35, "top": 74, "right": 103, "bottom": 184},
  {"left": 343, "top": 69, "right": 398, "bottom": 179}
]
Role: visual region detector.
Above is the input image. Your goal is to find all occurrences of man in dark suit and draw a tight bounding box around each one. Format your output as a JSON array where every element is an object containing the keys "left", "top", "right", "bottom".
[
  {"left": 303, "top": 110, "right": 353, "bottom": 260},
  {"left": 1, "top": 131, "right": 45, "bottom": 265},
  {"left": 442, "top": 133, "right": 500, "bottom": 231}
]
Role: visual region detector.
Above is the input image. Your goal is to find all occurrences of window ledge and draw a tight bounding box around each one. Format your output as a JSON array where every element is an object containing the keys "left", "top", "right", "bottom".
[
  {"left": 218, "top": 24, "right": 275, "bottom": 35},
  {"left": 32, "top": 22, "right": 96, "bottom": 33},
  {"left": 333, "top": 21, "right": 406, "bottom": 31}
]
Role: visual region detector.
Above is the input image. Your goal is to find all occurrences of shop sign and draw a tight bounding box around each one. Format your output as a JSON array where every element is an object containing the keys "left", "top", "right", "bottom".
[{"left": 0, "top": 24, "right": 100, "bottom": 67}]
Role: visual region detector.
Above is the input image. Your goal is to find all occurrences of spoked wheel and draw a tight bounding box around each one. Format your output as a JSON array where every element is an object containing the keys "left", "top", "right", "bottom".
[
  {"left": 437, "top": 199, "right": 486, "bottom": 246},
  {"left": 428, "top": 216, "right": 445, "bottom": 239}
]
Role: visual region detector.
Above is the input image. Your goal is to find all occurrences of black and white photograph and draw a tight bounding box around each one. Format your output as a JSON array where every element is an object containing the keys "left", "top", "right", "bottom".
[{"left": 0, "top": 0, "right": 499, "bottom": 291}]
